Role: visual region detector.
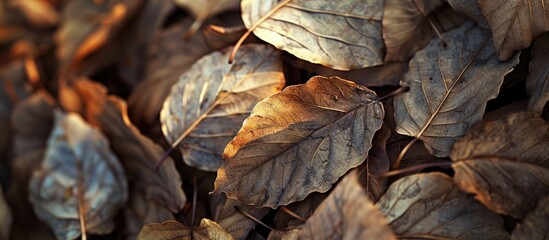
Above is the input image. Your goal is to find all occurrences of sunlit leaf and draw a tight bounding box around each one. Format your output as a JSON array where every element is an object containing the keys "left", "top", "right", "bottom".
[
  {"left": 377, "top": 172, "right": 509, "bottom": 239},
  {"left": 451, "top": 112, "right": 549, "bottom": 218},
  {"left": 241, "top": 0, "right": 385, "bottom": 70},
  {"left": 29, "top": 111, "right": 128, "bottom": 239},
  {"left": 160, "top": 44, "right": 285, "bottom": 171},
  {"left": 526, "top": 32, "right": 549, "bottom": 113},
  {"left": 137, "top": 219, "right": 233, "bottom": 240},
  {"left": 214, "top": 75, "right": 384, "bottom": 208},
  {"left": 394, "top": 21, "right": 519, "bottom": 157}
]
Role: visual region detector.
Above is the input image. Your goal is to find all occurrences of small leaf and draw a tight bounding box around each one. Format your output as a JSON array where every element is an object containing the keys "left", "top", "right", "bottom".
[
  {"left": 214, "top": 75, "right": 384, "bottom": 208},
  {"left": 160, "top": 44, "right": 285, "bottom": 171},
  {"left": 480, "top": 0, "right": 549, "bottom": 60},
  {"left": 512, "top": 194, "right": 549, "bottom": 239},
  {"left": 211, "top": 193, "right": 270, "bottom": 240},
  {"left": 241, "top": 0, "right": 385, "bottom": 70},
  {"left": 526, "top": 32, "right": 549, "bottom": 113},
  {"left": 29, "top": 111, "right": 128, "bottom": 240},
  {"left": 382, "top": 0, "right": 465, "bottom": 61},
  {"left": 451, "top": 112, "right": 549, "bottom": 218},
  {"left": 394, "top": 21, "right": 519, "bottom": 157},
  {"left": 296, "top": 170, "right": 396, "bottom": 239},
  {"left": 137, "top": 219, "right": 233, "bottom": 240},
  {"left": 377, "top": 173, "right": 509, "bottom": 240}
]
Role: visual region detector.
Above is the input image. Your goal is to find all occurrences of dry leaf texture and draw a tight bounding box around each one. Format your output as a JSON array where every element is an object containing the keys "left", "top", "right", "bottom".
[
  {"left": 480, "top": 0, "right": 549, "bottom": 60},
  {"left": 448, "top": 0, "right": 489, "bottom": 28},
  {"left": 214, "top": 75, "right": 384, "bottom": 208},
  {"left": 512, "top": 194, "right": 549, "bottom": 240},
  {"left": 137, "top": 219, "right": 233, "bottom": 240},
  {"left": 377, "top": 173, "right": 509, "bottom": 239},
  {"left": 451, "top": 112, "right": 549, "bottom": 218},
  {"left": 526, "top": 33, "right": 549, "bottom": 113},
  {"left": 212, "top": 194, "right": 269, "bottom": 240},
  {"left": 241, "top": 0, "right": 384, "bottom": 70},
  {"left": 29, "top": 111, "right": 128, "bottom": 239},
  {"left": 160, "top": 44, "right": 285, "bottom": 171},
  {"left": 394, "top": 21, "right": 519, "bottom": 157}
]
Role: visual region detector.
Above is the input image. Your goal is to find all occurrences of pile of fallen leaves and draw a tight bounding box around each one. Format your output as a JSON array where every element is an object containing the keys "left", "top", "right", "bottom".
[{"left": 0, "top": 0, "right": 548, "bottom": 239}]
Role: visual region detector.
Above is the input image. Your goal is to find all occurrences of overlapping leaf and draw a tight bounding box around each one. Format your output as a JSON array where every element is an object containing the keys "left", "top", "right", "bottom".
[
  {"left": 451, "top": 112, "right": 549, "bottom": 218},
  {"left": 160, "top": 44, "right": 285, "bottom": 171},
  {"left": 211, "top": 193, "right": 269, "bottom": 240},
  {"left": 241, "top": 0, "right": 385, "bottom": 70},
  {"left": 273, "top": 193, "right": 325, "bottom": 230},
  {"left": 394, "top": 22, "right": 519, "bottom": 157},
  {"left": 29, "top": 111, "right": 128, "bottom": 240},
  {"left": 294, "top": 170, "right": 396, "bottom": 239},
  {"left": 526, "top": 33, "right": 549, "bottom": 113},
  {"left": 377, "top": 173, "right": 509, "bottom": 239},
  {"left": 512, "top": 194, "right": 549, "bottom": 239},
  {"left": 214, "top": 76, "right": 384, "bottom": 208},
  {"left": 479, "top": 0, "right": 549, "bottom": 60},
  {"left": 448, "top": 0, "right": 489, "bottom": 28},
  {"left": 382, "top": 0, "right": 465, "bottom": 61},
  {"left": 137, "top": 219, "right": 233, "bottom": 240},
  {"left": 174, "top": 0, "right": 240, "bottom": 37}
]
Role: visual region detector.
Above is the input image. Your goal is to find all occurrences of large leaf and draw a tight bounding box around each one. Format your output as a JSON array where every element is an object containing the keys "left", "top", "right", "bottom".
[
  {"left": 393, "top": 21, "right": 519, "bottom": 157},
  {"left": 73, "top": 79, "right": 186, "bottom": 238},
  {"left": 451, "top": 112, "right": 549, "bottom": 218},
  {"left": 382, "top": 0, "right": 466, "bottom": 62},
  {"left": 292, "top": 170, "right": 396, "bottom": 239},
  {"left": 160, "top": 44, "right": 285, "bottom": 171},
  {"left": 137, "top": 219, "right": 233, "bottom": 240},
  {"left": 480, "top": 0, "right": 549, "bottom": 60},
  {"left": 526, "top": 32, "right": 549, "bottom": 113},
  {"left": 241, "top": 0, "right": 385, "bottom": 70},
  {"left": 377, "top": 173, "right": 509, "bottom": 239},
  {"left": 211, "top": 194, "right": 270, "bottom": 240},
  {"left": 214, "top": 75, "right": 384, "bottom": 208},
  {"left": 512, "top": 194, "right": 549, "bottom": 239},
  {"left": 29, "top": 111, "right": 128, "bottom": 240}
]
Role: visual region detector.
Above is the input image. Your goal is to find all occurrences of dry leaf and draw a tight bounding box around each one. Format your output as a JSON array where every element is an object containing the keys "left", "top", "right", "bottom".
[
  {"left": 0, "top": 186, "right": 11, "bottom": 240},
  {"left": 72, "top": 79, "right": 186, "bottom": 239},
  {"left": 211, "top": 193, "right": 270, "bottom": 240},
  {"left": 273, "top": 192, "right": 325, "bottom": 230},
  {"left": 241, "top": 0, "right": 384, "bottom": 70},
  {"left": 382, "top": 0, "right": 466, "bottom": 62},
  {"left": 174, "top": 0, "right": 240, "bottom": 37},
  {"left": 448, "top": 0, "right": 489, "bottom": 29},
  {"left": 393, "top": 21, "right": 519, "bottom": 157},
  {"left": 214, "top": 75, "right": 384, "bottom": 208},
  {"left": 377, "top": 172, "right": 509, "bottom": 239},
  {"left": 296, "top": 170, "right": 396, "bottom": 239},
  {"left": 9, "top": 0, "right": 59, "bottom": 28},
  {"left": 526, "top": 33, "right": 549, "bottom": 113},
  {"left": 160, "top": 44, "right": 284, "bottom": 171},
  {"left": 361, "top": 124, "right": 391, "bottom": 201},
  {"left": 128, "top": 18, "right": 244, "bottom": 135},
  {"left": 267, "top": 229, "right": 300, "bottom": 240},
  {"left": 29, "top": 111, "right": 128, "bottom": 239},
  {"left": 137, "top": 219, "right": 233, "bottom": 240},
  {"left": 451, "top": 112, "right": 549, "bottom": 218},
  {"left": 480, "top": 0, "right": 549, "bottom": 60},
  {"left": 511, "top": 194, "right": 549, "bottom": 240}
]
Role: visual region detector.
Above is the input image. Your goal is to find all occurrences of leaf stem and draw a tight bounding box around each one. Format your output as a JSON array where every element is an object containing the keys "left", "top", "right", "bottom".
[
  {"left": 378, "top": 86, "right": 409, "bottom": 101},
  {"left": 228, "top": 0, "right": 292, "bottom": 64},
  {"left": 393, "top": 138, "right": 418, "bottom": 169},
  {"left": 383, "top": 161, "right": 452, "bottom": 178},
  {"left": 280, "top": 206, "right": 306, "bottom": 223},
  {"left": 235, "top": 206, "right": 274, "bottom": 231}
]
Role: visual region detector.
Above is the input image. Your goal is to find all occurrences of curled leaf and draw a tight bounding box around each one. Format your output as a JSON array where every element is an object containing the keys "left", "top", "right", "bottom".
[
  {"left": 241, "top": 0, "right": 385, "bottom": 70},
  {"left": 214, "top": 75, "right": 384, "bottom": 208},
  {"left": 137, "top": 219, "right": 233, "bottom": 240},
  {"left": 526, "top": 32, "right": 549, "bottom": 113},
  {"left": 394, "top": 22, "right": 519, "bottom": 157},
  {"left": 160, "top": 44, "right": 285, "bottom": 171},
  {"left": 29, "top": 111, "right": 128, "bottom": 239},
  {"left": 377, "top": 172, "right": 509, "bottom": 239},
  {"left": 451, "top": 112, "right": 549, "bottom": 218}
]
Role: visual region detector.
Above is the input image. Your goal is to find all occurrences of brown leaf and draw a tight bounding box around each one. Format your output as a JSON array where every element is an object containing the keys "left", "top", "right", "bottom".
[
  {"left": 394, "top": 22, "right": 519, "bottom": 157},
  {"left": 480, "top": 0, "right": 549, "bottom": 60},
  {"left": 382, "top": 0, "right": 466, "bottom": 62},
  {"left": 241, "top": 0, "right": 384, "bottom": 70},
  {"left": 174, "top": 0, "right": 240, "bottom": 37},
  {"left": 361, "top": 124, "right": 391, "bottom": 201},
  {"left": 0, "top": 186, "right": 11, "bottom": 240},
  {"left": 160, "top": 44, "right": 285, "bottom": 171},
  {"left": 526, "top": 32, "right": 549, "bottom": 113},
  {"left": 73, "top": 79, "right": 186, "bottom": 238},
  {"left": 511, "top": 194, "right": 549, "bottom": 239},
  {"left": 214, "top": 75, "right": 384, "bottom": 208},
  {"left": 29, "top": 111, "right": 128, "bottom": 239},
  {"left": 211, "top": 193, "right": 270, "bottom": 240},
  {"left": 448, "top": 0, "right": 489, "bottom": 29},
  {"left": 127, "top": 18, "right": 244, "bottom": 135},
  {"left": 377, "top": 173, "right": 509, "bottom": 239},
  {"left": 137, "top": 219, "right": 233, "bottom": 240},
  {"left": 451, "top": 112, "right": 549, "bottom": 218},
  {"left": 296, "top": 170, "right": 396, "bottom": 239},
  {"left": 273, "top": 192, "right": 326, "bottom": 230},
  {"left": 9, "top": 0, "right": 59, "bottom": 28},
  {"left": 267, "top": 229, "right": 300, "bottom": 240}
]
